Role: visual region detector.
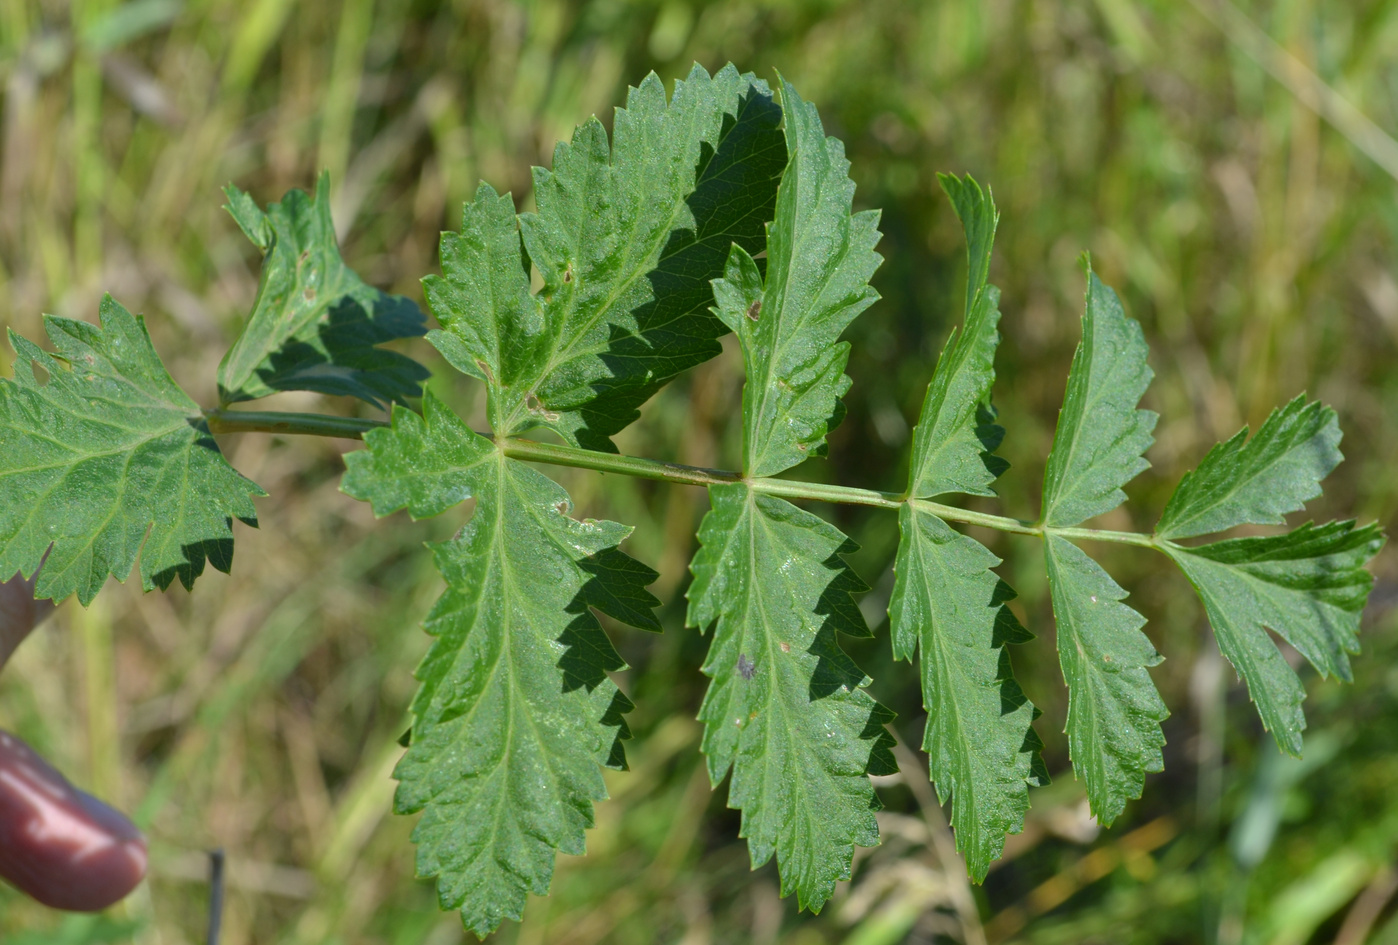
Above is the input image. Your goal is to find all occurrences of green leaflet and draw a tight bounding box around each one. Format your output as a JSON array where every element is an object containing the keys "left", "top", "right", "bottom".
[
  {"left": 1041, "top": 259, "right": 1157, "bottom": 528},
  {"left": 338, "top": 391, "right": 490, "bottom": 519},
  {"left": 217, "top": 172, "right": 429, "bottom": 408},
  {"left": 906, "top": 174, "right": 1008, "bottom": 499},
  {"left": 1166, "top": 522, "right": 1383, "bottom": 755},
  {"left": 341, "top": 392, "right": 660, "bottom": 938},
  {"left": 687, "top": 483, "right": 895, "bottom": 912},
  {"left": 427, "top": 63, "right": 786, "bottom": 450},
  {"left": 1157, "top": 396, "right": 1342, "bottom": 540},
  {"left": 1044, "top": 535, "right": 1168, "bottom": 825},
  {"left": 1039, "top": 263, "right": 1165, "bottom": 821},
  {"left": 713, "top": 79, "right": 883, "bottom": 478},
  {"left": 889, "top": 504, "right": 1046, "bottom": 880},
  {"left": 423, "top": 183, "right": 545, "bottom": 434},
  {"left": 0, "top": 297, "right": 264, "bottom": 604},
  {"left": 891, "top": 177, "right": 1043, "bottom": 878}
]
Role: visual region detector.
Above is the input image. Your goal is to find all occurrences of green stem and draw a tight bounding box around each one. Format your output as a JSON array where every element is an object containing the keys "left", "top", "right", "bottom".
[
  {"left": 913, "top": 498, "right": 1040, "bottom": 536},
  {"left": 203, "top": 408, "right": 1162, "bottom": 549},
  {"left": 498, "top": 436, "right": 742, "bottom": 489},
  {"left": 752, "top": 477, "right": 901, "bottom": 510},
  {"left": 1053, "top": 526, "right": 1160, "bottom": 549},
  {"left": 204, "top": 408, "right": 388, "bottom": 438}
]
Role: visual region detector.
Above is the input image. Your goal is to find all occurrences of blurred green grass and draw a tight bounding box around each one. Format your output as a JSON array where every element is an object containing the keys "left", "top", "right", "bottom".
[{"left": 3, "top": 0, "right": 1398, "bottom": 942}]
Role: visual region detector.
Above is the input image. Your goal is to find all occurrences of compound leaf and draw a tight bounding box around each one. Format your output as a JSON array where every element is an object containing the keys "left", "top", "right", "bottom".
[
  {"left": 1166, "top": 521, "right": 1382, "bottom": 755},
  {"left": 1157, "top": 397, "right": 1342, "bottom": 540},
  {"left": 1044, "top": 535, "right": 1167, "bottom": 825},
  {"left": 907, "top": 174, "right": 1008, "bottom": 499},
  {"left": 429, "top": 63, "right": 786, "bottom": 449},
  {"left": 218, "top": 172, "right": 429, "bottom": 408},
  {"left": 0, "top": 296, "right": 264, "bottom": 604},
  {"left": 1042, "top": 260, "right": 1156, "bottom": 528},
  {"left": 713, "top": 79, "right": 882, "bottom": 478},
  {"left": 687, "top": 483, "right": 894, "bottom": 912},
  {"left": 343, "top": 393, "right": 661, "bottom": 938},
  {"left": 889, "top": 503, "right": 1045, "bottom": 879}
]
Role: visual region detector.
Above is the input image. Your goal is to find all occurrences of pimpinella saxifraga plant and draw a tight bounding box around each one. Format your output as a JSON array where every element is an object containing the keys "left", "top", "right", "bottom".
[{"left": 0, "top": 64, "right": 1381, "bottom": 937}]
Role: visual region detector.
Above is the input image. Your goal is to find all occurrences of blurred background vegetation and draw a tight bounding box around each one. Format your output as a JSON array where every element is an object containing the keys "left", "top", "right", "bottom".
[{"left": 3, "top": 0, "right": 1398, "bottom": 942}]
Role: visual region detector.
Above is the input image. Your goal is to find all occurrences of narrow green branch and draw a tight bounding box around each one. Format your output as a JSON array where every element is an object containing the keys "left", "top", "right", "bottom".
[
  {"left": 913, "top": 501, "right": 1163, "bottom": 548},
  {"left": 1051, "top": 526, "right": 1160, "bottom": 549},
  {"left": 913, "top": 498, "right": 1041, "bottom": 536},
  {"left": 751, "top": 477, "right": 902, "bottom": 509},
  {"left": 204, "top": 407, "right": 1164, "bottom": 548},
  {"left": 204, "top": 408, "right": 388, "bottom": 439},
  {"left": 497, "top": 437, "right": 742, "bottom": 489}
]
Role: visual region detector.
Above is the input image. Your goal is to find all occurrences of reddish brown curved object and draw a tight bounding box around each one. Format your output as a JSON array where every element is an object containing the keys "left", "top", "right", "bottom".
[{"left": 0, "top": 731, "right": 147, "bottom": 910}]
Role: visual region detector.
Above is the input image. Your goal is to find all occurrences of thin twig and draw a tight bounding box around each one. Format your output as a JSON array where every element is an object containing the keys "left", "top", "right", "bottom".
[{"left": 207, "top": 848, "right": 226, "bottom": 945}]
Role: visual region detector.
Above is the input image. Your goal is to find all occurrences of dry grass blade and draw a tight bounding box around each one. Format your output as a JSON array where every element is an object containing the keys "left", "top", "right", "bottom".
[
  {"left": 1188, "top": 0, "right": 1398, "bottom": 182},
  {"left": 889, "top": 734, "right": 987, "bottom": 945}
]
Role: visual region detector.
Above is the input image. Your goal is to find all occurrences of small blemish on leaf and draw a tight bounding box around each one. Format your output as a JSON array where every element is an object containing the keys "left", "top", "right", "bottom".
[
  {"left": 563, "top": 267, "right": 573, "bottom": 284},
  {"left": 554, "top": 500, "right": 570, "bottom": 515},
  {"left": 779, "top": 642, "right": 791, "bottom": 653},
  {"left": 738, "top": 654, "right": 756, "bottom": 679},
  {"left": 303, "top": 287, "right": 316, "bottom": 302},
  {"left": 525, "top": 392, "right": 562, "bottom": 422},
  {"left": 745, "top": 299, "right": 761, "bottom": 321}
]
